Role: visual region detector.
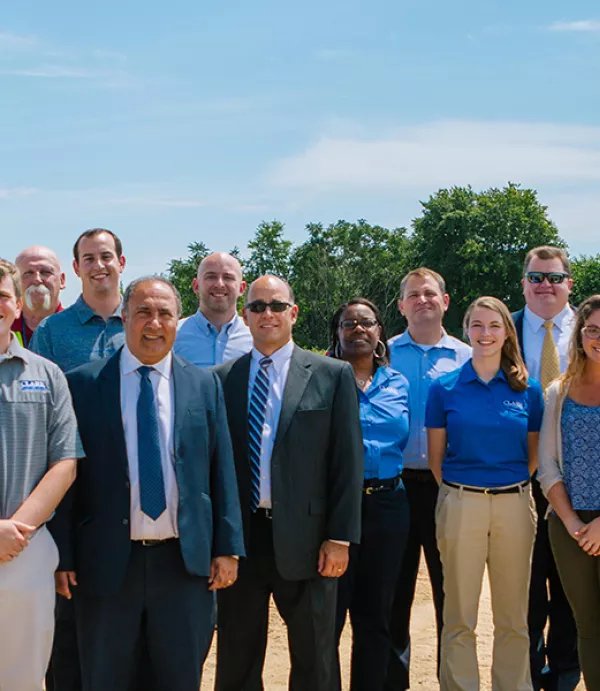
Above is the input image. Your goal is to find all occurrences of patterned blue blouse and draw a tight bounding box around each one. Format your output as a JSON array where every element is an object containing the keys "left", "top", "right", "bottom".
[{"left": 561, "top": 397, "right": 600, "bottom": 510}]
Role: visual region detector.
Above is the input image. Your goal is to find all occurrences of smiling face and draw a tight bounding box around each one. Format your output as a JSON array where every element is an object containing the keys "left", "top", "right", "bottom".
[
  {"left": 73, "top": 231, "right": 126, "bottom": 299},
  {"left": 399, "top": 275, "right": 449, "bottom": 331},
  {"left": 243, "top": 276, "right": 298, "bottom": 356},
  {"left": 581, "top": 309, "right": 600, "bottom": 366},
  {"left": 337, "top": 303, "right": 381, "bottom": 361},
  {"left": 467, "top": 306, "right": 507, "bottom": 360},
  {"left": 0, "top": 273, "right": 22, "bottom": 352},
  {"left": 522, "top": 256, "right": 572, "bottom": 320},
  {"left": 193, "top": 253, "right": 245, "bottom": 321},
  {"left": 15, "top": 246, "right": 65, "bottom": 316},
  {"left": 122, "top": 280, "right": 179, "bottom": 365}
]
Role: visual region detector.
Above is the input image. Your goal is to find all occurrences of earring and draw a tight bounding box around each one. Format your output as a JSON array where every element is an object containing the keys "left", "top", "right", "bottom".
[
  {"left": 374, "top": 340, "right": 387, "bottom": 358},
  {"left": 334, "top": 342, "right": 343, "bottom": 359}
]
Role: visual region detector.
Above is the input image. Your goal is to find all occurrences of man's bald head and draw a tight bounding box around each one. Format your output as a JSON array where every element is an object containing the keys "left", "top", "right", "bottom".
[
  {"left": 246, "top": 275, "right": 294, "bottom": 304},
  {"left": 15, "top": 246, "right": 65, "bottom": 324},
  {"left": 192, "top": 252, "right": 246, "bottom": 327},
  {"left": 243, "top": 275, "right": 297, "bottom": 356}
]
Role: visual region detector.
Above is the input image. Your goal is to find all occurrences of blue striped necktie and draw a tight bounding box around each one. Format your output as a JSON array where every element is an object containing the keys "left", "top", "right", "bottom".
[
  {"left": 248, "top": 357, "right": 272, "bottom": 512},
  {"left": 137, "top": 365, "right": 167, "bottom": 520}
]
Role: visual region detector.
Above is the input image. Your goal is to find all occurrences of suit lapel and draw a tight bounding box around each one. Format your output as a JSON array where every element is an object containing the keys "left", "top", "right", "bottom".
[
  {"left": 172, "top": 354, "right": 192, "bottom": 460},
  {"left": 227, "top": 353, "right": 251, "bottom": 450},
  {"left": 273, "top": 346, "right": 312, "bottom": 451},
  {"left": 99, "top": 350, "right": 128, "bottom": 476}
]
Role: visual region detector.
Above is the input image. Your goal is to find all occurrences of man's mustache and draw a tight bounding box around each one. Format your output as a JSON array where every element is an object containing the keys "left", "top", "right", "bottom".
[{"left": 24, "top": 284, "right": 52, "bottom": 311}]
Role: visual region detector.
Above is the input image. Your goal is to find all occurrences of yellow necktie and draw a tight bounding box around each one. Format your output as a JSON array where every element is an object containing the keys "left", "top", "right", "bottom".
[{"left": 540, "top": 320, "right": 560, "bottom": 391}]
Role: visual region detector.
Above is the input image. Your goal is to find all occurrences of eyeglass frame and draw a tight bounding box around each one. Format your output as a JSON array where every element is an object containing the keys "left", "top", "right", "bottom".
[
  {"left": 581, "top": 325, "right": 600, "bottom": 341},
  {"left": 339, "top": 318, "right": 380, "bottom": 330},
  {"left": 245, "top": 300, "right": 293, "bottom": 314},
  {"left": 525, "top": 271, "right": 570, "bottom": 285}
]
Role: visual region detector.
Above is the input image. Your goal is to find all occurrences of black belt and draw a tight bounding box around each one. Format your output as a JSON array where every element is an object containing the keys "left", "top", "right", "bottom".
[
  {"left": 132, "top": 538, "right": 177, "bottom": 547},
  {"left": 253, "top": 507, "right": 273, "bottom": 520},
  {"left": 363, "top": 475, "right": 401, "bottom": 495},
  {"left": 442, "top": 479, "right": 530, "bottom": 495}
]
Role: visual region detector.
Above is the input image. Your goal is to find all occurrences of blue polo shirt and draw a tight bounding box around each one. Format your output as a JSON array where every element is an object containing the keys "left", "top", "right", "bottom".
[
  {"left": 30, "top": 295, "right": 125, "bottom": 372},
  {"left": 360, "top": 366, "right": 410, "bottom": 480},
  {"left": 425, "top": 360, "right": 543, "bottom": 487},
  {"left": 174, "top": 310, "right": 253, "bottom": 369},
  {"left": 388, "top": 330, "right": 471, "bottom": 470}
]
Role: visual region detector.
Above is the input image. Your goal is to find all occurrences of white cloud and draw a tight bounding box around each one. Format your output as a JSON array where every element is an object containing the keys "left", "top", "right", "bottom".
[
  {"left": 0, "top": 64, "right": 92, "bottom": 78},
  {"left": 548, "top": 20, "right": 600, "bottom": 32},
  {"left": 0, "top": 187, "right": 38, "bottom": 200},
  {"left": 0, "top": 31, "right": 37, "bottom": 50},
  {"left": 268, "top": 120, "right": 600, "bottom": 191},
  {"left": 314, "top": 48, "right": 354, "bottom": 61},
  {"left": 107, "top": 195, "right": 206, "bottom": 209}
]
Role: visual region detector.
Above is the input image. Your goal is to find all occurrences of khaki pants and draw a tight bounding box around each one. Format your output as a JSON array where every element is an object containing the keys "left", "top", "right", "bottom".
[
  {"left": 0, "top": 525, "right": 59, "bottom": 691},
  {"left": 436, "top": 482, "right": 536, "bottom": 691}
]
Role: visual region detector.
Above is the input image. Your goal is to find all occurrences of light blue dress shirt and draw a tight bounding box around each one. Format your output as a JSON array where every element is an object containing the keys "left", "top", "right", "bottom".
[
  {"left": 174, "top": 310, "right": 253, "bottom": 369},
  {"left": 30, "top": 295, "right": 125, "bottom": 373},
  {"left": 388, "top": 330, "right": 471, "bottom": 470}
]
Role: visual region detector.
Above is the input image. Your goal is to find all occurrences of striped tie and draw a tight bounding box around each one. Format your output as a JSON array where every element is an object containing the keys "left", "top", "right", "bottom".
[{"left": 248, "top": 357, "right": 272, "bottom": 512}]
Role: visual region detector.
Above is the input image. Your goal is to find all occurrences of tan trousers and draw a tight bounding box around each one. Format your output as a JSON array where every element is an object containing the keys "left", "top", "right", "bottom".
[
  {"left": 0, "top": 525, "right": 59, "bottom": 691},
  {"left": 436, "top": 482, "right": 536, "bottom": 691}
]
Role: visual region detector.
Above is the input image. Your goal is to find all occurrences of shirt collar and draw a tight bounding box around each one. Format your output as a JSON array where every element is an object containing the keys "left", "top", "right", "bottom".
[
  {"left": 193, "top": 309, "right": 239, "bottom": 336},
  {"left": 524, "top": 303, "right": 575, "bottom": 334},
  {"left": 120, "top": 343, "right": 172, "bottom": 379},
  {"left": 74, "top": 294, "right": 123, "bottom": 325},
  {"left": 251, "top": 339, "right": 294, "bottom": 374},
  {"left": 459, "top": 359, "right": 507, "bottom": 384},
  {"left": 0, "top": 333, "right": 31, "bottom": 364},
  {"left": 391, "top": 328, "right": 459, "bottom": 350}
]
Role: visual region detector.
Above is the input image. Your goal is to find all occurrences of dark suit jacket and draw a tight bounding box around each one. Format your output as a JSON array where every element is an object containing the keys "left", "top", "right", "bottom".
[
  {"left": 51, "top": 349, "right": 245, "bottom": 597},
  {"left": 215, "top": 345, "right": 364, "bottom": 581},
  {"left": 512, "top": 308, "right": 526, "bottom": 355}
]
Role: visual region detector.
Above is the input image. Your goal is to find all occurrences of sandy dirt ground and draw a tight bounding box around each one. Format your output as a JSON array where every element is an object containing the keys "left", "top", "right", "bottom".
[{"left": 201, "top": 560, "right": 586, "bottom": 690}]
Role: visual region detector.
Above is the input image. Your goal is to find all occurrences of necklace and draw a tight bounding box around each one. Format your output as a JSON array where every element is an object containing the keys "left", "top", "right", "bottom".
[{"left": 356, "top": 374, "right": 373, "bottom": 389}]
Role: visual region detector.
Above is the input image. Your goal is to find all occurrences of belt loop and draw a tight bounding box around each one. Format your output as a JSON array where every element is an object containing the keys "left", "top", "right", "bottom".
[
  {"left": 519, "top": 482, "right": 525, "bottom": 495},
  {"left": 459, "top": 485, "right": 464, "bottom": 500}
]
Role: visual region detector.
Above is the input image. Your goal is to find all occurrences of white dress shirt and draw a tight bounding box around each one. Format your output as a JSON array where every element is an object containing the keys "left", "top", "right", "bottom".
[
  {"left": 120, "top": 345, "right": 179, "bottom": 540},
  {"left": 523, "top": 304, "right": 575, "bottom": 381},
  {"left": 247, "top": 340, "right": 294, "bottom": 509}
]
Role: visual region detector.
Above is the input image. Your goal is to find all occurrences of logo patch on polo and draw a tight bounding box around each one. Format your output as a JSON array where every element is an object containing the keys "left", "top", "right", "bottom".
[{"left": 19, "top": 379, "right": 49, "bottom": 392}]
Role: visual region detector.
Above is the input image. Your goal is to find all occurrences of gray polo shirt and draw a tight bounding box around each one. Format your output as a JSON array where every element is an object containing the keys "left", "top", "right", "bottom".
[
  {"left": 30, "top": 294, "right": 125, "bottom": 373},
  {"left": 0, "top": 337, "right": 83, "bottom": 519}
]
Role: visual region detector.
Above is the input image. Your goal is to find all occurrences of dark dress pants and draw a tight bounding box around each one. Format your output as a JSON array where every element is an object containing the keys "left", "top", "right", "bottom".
[
  {"left": 384, "top": 469, "right": 444, "bottom": 691},
  {"left": 335, "top": 482, "right": 410, "bottom": 691},
  {"left": 216, "top": 511, "right": 338, "bottom": 691},
  {"left": 529, "top": 477, "right": 581, "bottom": 691},
  {"left": 75, "top": 539, "right": 214, "bottom": 691}
]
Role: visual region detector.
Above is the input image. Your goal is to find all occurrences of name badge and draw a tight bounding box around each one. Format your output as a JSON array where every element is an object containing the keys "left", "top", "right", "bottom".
[{"left": 19, "top": 379, "right": 49, "bottom": 392}]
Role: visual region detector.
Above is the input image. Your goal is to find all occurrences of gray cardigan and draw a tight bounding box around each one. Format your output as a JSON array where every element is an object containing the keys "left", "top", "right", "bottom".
[{"left": 537, "top": 379, "right": 568, "bottom": 496}]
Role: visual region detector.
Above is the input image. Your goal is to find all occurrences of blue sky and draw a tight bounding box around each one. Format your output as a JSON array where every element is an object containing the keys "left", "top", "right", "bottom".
[{"left": 2, "top": 0, "right": 599, "bottom": 303}]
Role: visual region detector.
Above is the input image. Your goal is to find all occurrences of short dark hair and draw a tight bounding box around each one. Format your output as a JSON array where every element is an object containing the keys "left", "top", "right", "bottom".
[
  {"left": 0, "top": 258, "right": 22, "bottom": 300},
  {"left": 523, "top": 246, "right": 571, "bottom": 276},
  {"left": 122, "top": 275, "right": 182, "bottom": 318},
  {"left": 73, "top": 228, "right": 123, "bottom": 262},
  {"left": 329, "top": 297, "right": 390, "bottom": 367}
]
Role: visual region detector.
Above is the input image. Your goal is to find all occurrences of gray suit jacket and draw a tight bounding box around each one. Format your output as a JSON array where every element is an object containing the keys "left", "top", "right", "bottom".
[{"left": 215, "top": 345, "right": 363, "bottom": 581}]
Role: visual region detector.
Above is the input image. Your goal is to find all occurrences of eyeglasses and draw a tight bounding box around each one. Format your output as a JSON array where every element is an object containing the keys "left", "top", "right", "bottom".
[
  {"left": 525, "top": 271, "right": 570, "bottom": 285},
  {"left": 340, "top": 318, "right": 379, "bottom": 330},
  {"left": 582, "top": 325, "right": 600, "bottom": 341},
  {"left": 245, "top": 300, "right": 292, "bottom": 313}
]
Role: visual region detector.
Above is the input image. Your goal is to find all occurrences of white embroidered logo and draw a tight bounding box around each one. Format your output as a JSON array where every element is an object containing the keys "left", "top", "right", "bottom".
[{"left": 19, "top": 380, "right": 49, "bottom": 392}]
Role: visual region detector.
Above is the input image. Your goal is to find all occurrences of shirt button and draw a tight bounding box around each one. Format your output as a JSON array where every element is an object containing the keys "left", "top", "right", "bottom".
[{"left": 122, "top": 518, "right": 129, "bottom": 525}]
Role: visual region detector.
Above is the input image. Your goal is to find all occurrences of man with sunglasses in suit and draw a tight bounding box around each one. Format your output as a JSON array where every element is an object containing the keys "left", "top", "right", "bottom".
[
  {"left": 513, "top": 246, "right": 580, "bottom": 691},
  {"left": 213, "top": 274, "right": 364, "bottom": 691}
]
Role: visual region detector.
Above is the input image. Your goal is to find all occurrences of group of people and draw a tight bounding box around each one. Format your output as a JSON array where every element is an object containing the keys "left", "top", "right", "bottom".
[{"left": 0, "top": 232, "right": 597, "bottom": 691}]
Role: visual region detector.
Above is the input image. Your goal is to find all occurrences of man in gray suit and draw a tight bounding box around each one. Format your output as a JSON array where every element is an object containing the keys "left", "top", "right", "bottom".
[{"left": 214, "top": 274, "right": 364, "bottom": 691}]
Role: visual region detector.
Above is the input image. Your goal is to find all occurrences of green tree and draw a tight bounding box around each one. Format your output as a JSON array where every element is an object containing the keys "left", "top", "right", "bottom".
[
  {"left": 409, "top": 183, "right": 565, "bottom": 335},
  {"left": 290, "top": 220, "right": 411, "bottom": 349},
  {"left": 244, "top": 221, "right": 292, "bottom": 285},
  {"left": 571, "top": 254, "right": 600, "bottom": 307},
  {"left": 165, "top": 241, "right": 211, "bottom": 317}
]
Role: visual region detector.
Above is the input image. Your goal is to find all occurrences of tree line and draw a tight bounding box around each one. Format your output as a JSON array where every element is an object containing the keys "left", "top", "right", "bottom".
[{"left": 166, "top": 183, "right": 600, "bottom": 350}]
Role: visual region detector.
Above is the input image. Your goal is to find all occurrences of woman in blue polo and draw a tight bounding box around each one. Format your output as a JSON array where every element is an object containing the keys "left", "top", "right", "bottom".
[
  {"left": 330, "top": 297, "right": 410, "bottom": 691},
  {"left": 426, "top": 296, "right": 543, "bottom": 691}
]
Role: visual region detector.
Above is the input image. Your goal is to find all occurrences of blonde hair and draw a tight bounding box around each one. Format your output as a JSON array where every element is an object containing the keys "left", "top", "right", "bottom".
[
  {"left": 560, "top": 295, "right": 600, "bottom": 391},
  {"left": 463, "top": 296, "right": 529, "bottom": 392},
  {"left": 0, "top": 258, "right": 22, "bottom": 300}
]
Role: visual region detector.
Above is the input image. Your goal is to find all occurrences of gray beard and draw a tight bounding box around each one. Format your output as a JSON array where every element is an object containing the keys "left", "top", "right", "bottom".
[{"left": 24, "top": 285, "right": 52, "bottom": 312}]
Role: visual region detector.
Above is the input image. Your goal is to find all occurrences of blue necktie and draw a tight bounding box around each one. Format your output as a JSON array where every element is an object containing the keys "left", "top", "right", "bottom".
[
  {"left": 248, "top": 357, "right": 272, "bottom": 512},
  {"left": 137, "top": 366, "right": 167, "bottom": 520}
]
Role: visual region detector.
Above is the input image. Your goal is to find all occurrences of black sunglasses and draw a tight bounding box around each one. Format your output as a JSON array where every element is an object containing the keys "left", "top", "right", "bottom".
[
  {"left": 525, "top": 271, "right": 570, "bottom": 285},
  {"left": 340, "top": 318, "right": 379, "bottom": 330},
  {"left": 246, "top": 300, "right": 292, "bottom": 313}
]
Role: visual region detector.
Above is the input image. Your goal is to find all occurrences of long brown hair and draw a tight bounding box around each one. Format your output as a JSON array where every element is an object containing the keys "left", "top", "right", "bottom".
[
  {"left": 560, "top": 295, "right": 600, "bottom": 391},
  {"left": 463, "top": 296, "right": 529, "bottom": 392}
]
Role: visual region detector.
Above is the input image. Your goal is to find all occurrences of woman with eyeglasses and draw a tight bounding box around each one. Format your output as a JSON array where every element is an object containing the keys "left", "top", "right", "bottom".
[
  {"left": 426, "top": 296, "right": 543, "bottom": 691},
  {"left": 329, "top": 297, "right": 410, "bottom": 691},
  {"left": 538, "top": 294, "right": 600, "bottom": 689}
]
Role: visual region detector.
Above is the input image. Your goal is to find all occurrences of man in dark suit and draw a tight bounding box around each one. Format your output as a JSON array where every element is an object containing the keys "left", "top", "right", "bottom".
[
  {"left": 51, "top": 275, "right": 244, "bottom": 691},
  {"left": 214, "top": 274, "right": 364, "bottom": 691},
  {"left": 513, "top": 246, "right": 580, "bottom": 691}
]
